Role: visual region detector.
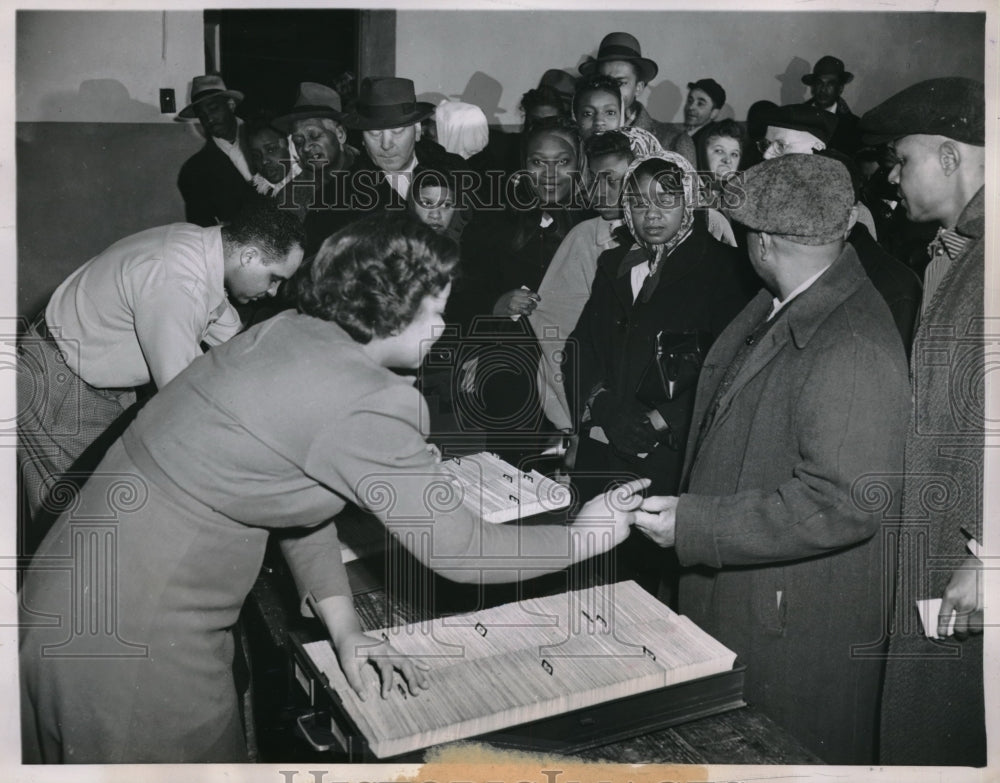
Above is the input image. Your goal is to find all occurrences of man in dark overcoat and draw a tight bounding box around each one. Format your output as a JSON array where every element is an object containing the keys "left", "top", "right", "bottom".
[
  {"left": 860, "top": 77, "right": 987, "bottom": 767},
  {"left": 630, "top": 154, "right": 911, "bottom": 764},
  {"left": 177, "top": 75, "right": 258, "bottom": 226}
]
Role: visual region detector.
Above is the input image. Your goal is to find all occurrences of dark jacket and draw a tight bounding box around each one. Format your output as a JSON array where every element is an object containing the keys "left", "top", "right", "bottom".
[
  {"left": 880, "top": 187, "right": 986, "bottom": 766},
  {"left": 849, "top": 223, "right": 922, "bottom": 355},
  {"left": 805, "top": 97, "right": 860, "bottom": 155},
  {"left": 178, "top": 136, "right": 257, "bottom": 227},
  {"left": 566, "top": 222, "right": 756, "bottom": 495},
  {"left": 675, "top": 245, "right": 910, "bottom": 764}
]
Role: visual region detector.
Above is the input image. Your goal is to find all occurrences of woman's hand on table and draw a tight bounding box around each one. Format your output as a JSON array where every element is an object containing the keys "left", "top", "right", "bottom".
[
  {"left": 312, "top": 594, "right": 431, "bottom": 700},
  {"left": 335, "top": 630, "right": 431, "bottom": 700}
]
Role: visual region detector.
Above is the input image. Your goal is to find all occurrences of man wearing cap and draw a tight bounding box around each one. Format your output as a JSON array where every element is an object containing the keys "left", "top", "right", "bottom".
[
  {"left": 17, "top": 196, "right": 305, "bottom": 531},
  {"left": 683, "top": 78, "right": 726, "bottom": 157},
  {"left": 802, "top": 55, "right": 861, "bottom": 154},
  {"left": 177, "top": 74, "right": 258, "bottom": 226},
  {"left": 860, "top": 77, "right": 987, "bottom": 767},
  {"left": 759, "top": 104, "right": 922, "bottom": 353},
  {"left": 629, "top": 154, "right": 910, "bottom": 764},
  {"left": 338, "top": 77, "right": 469, "bottom": 220},
  {"left": 580, "top": 33, "right": 696, "bottom": 166},
  {"left": 272, "top": 82, "right": 359, "bottom": 256}
]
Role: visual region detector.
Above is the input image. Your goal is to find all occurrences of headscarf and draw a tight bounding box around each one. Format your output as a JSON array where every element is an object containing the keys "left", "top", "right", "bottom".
[
  {"left": 435, "top": 100, "right": 489, "bottom": 160},
  {"left": 618, "top": 150, "right": 698, "bottom": 301},
  {"left": 617, "top": 126, "right": 664, "bottom": 159}
]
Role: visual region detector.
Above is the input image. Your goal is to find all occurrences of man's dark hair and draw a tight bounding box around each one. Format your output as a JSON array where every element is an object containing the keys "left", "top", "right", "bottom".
[
  {"left": 584, "top": 129, "right": 634, "bottom": 161},
  {"left": 297, "top": 214, "right": 458, "bottom": 343},
  {"left": 221, "top": 195, "right": 305, "bottom": 263},
  {"left": 572, "top": 74, "right": 622, "bottom": 119},
  {"left": 519, "top": 85, "right": 569, "bottom": 119}
]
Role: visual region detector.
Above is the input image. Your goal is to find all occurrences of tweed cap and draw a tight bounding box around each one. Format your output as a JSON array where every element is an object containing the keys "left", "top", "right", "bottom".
[
  {"left": 859, "top": 77, "right": 984, "bottom": 146},
  {"left": 727, "top": 154, "right": 854, "bottom": 245}
]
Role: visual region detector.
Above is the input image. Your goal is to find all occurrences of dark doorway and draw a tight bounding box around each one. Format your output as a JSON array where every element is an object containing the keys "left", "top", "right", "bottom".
[{"left": 211, "top": 9, "right": 360, "bottom": 120}]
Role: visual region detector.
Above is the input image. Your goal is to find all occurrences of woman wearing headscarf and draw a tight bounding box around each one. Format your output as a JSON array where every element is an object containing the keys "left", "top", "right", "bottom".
[
  {"left": 530, "top": 126, "right": 662, "bottom": 433},
  {"left": 564, "top": 151, "right": 757, "bottom": 595}
]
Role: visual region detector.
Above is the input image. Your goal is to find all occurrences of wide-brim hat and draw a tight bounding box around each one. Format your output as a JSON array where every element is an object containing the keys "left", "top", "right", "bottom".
[
  {"left": 341, "top": 77, "right": 435, "bottom": 131},
  {"left": 802, "top": 56, "right": 854, "bottom": 86},
  {"left": 578, "top": 32, "right": 658, "bottom": 85},
  {"left": 272, "top": 82, "right": 345, "bottom": 133},
  {"left": 177, "top": 74, "right": 244, "bottom": 119}
]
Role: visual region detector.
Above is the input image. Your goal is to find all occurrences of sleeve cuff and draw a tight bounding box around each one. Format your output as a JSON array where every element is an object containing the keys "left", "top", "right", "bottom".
[{"left": 675, "top": 493, "right": 723, "bottom": 569}]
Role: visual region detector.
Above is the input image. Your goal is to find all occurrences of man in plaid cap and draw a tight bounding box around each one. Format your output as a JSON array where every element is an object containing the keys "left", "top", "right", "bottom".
[
  {"left": 629, "top": 154, "right": 910, "bottom": 764},
  {"left": 860, "top": 77, "right": 987, "bottom": 767}
]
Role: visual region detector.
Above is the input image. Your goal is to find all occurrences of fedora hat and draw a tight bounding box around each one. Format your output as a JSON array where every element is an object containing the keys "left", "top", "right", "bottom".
[
  {"left": 578, "top": 32, "right": 658, "bottom": 84},
  {"left": 341, "top": 77, "right": 435, "bottom": 131},
  {"left": 802, "top": 56, "right": 854, "bottom": 86},
  {"left": 177, "top": 74, "right": 244, "bottom": 119},
  {"left": 272, "top": 82, "right": 345, "bottom": 133},
  {"left": 765, "top": 104, "right": 839, "bottom": 145}
]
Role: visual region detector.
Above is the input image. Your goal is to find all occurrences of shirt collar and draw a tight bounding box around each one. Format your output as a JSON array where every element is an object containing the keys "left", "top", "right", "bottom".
[
  {"left": 596, "top": 218, "right": 623, "bottom": 246},
  {"left": 927, "top": 226, "right": 971, "bottom": 261},
  {"left": 768, "top": 264, "right": 830, "bottom": 320},
  {"left": 203, "top": 225, "right": 228, "bottom": 306}
]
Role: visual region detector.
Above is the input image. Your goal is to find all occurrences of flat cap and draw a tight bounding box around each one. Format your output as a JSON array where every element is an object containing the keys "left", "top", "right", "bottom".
[
  {"left": 860, "top": 77, "right": 984, "bottom": 146},
  {"left": 688, "top": 78, "right": 726, "bottom": 108},
  {"left": 766, "top": 104, "right": 839, "bottom": 144},
  {"left": 727, "top": 154, "right": 854, "bottom": 245}
]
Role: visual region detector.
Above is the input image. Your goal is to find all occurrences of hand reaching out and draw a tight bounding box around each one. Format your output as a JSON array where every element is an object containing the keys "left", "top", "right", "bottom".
[
  {"left": 631, "top": 495, "right": 680, "bottom": 548},
  {"left": 494, "top": 287, "right": 540, "bottom": 317},
  {"left": 573, "top": 477, "right": 652, "bottom": 548}
]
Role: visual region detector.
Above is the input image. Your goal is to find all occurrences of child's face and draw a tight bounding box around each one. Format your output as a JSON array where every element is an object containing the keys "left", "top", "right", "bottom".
[
  {"left": 626, "top": 172, "right": 686, "bottom": 245},
  {"left": 705, "top": 135, "right": 742, "bottom": 180},
  {"left": 576, "top": 89, "right": 621, "bottom": 140},
  {"left": 411, "top": 184, "right": 456, "bottom": 233},
  {"left": 524, "top": 130, "right": 578, "bottom": 205},
  {"left": 587, "top": 152, "right": 631, "bottom": 220}
]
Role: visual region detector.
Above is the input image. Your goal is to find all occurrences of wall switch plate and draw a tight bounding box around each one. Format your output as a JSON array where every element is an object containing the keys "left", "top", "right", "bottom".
[{"left": 159, "top": 88, "right": 176, "bottom": 114}]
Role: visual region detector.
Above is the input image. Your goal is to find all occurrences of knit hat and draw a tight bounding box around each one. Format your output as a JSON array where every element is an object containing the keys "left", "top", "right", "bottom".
[
  {"left": 859, "top": 77, "right": 984, "bottom": 146},
  {"left": 726, "top": 154, "right": 854, "bottom": 245}
]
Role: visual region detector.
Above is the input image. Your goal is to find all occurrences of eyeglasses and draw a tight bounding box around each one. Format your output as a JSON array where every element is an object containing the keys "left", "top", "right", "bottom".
[{"left": 756, "top": 139, "right": 788, "bottom": 156}]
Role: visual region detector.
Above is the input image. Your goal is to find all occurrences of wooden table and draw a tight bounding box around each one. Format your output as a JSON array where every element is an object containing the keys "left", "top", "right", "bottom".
[{"left": 242, "top": 549, "right": 823, "bottom": 766}]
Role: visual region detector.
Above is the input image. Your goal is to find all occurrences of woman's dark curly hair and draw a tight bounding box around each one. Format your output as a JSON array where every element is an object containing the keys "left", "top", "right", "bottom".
[
  {"left": 297, "top": 214, "right": 459, "bottom": 343},
  {"left": 572, "top": 74, "right": 622, "bottom": 120}
]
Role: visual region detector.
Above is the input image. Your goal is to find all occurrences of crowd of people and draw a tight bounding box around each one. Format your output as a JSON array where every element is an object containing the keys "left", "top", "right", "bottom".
[{"left": 16, "top": 29, "right": 987, "bottom": 769}]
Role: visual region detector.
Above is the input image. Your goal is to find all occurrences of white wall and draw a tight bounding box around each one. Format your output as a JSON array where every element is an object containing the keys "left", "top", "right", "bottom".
[
  {"left": 397, "top": 10, "right": 986, "bottom": 126},
  {"left": 17, "top": 10, "right": 204, "bottom": 123}
]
